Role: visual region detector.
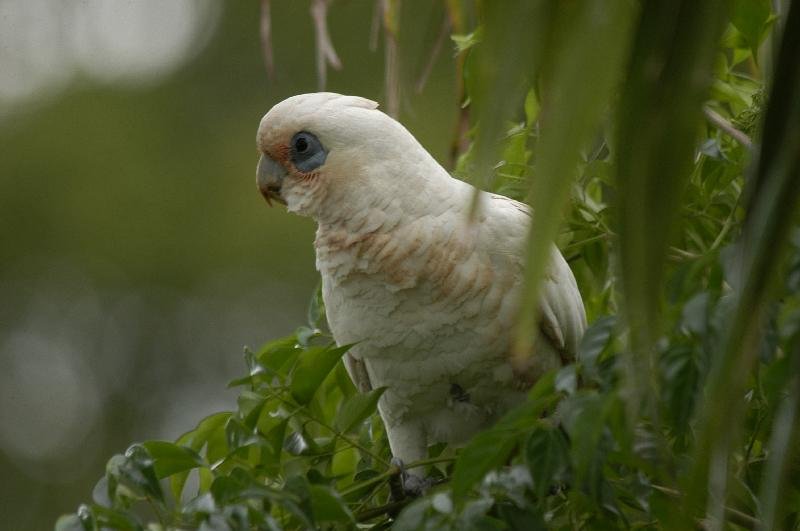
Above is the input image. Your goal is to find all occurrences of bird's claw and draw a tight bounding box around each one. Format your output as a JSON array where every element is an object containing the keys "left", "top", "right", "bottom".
[{"left": 389, "top": 457, "right": 433, "bottom": 500}]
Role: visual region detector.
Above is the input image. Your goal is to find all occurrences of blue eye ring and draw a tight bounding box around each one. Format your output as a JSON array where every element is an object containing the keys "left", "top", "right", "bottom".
[{"left": 290, "top": 131, "right": 327, "bottom": 172}]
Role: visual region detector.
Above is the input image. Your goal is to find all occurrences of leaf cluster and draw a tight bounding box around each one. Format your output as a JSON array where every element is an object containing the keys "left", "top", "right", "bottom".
[{"left": 57, "top": 1, "right": 800, "bottom": 529}]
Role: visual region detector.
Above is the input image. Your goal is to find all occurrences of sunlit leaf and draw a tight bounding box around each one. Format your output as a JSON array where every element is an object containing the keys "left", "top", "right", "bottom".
[
  {"left": 729, "top": 0, "right": 772, "bottom": 56},
  {"left": 140, "top": 441, "right": 204, "bottom": 479},
  {"left": 289, "top": 343, "right": 352, "bottom": 405},
  {"left": 54, "top": 514, "right": 87, "bottom": 531},
  {"left": 256, "top": 334, "right": 302, "bottom": 375},
  {"left": 334, "top": 386, "right": 386, "bottom": 434},
  {"left": 309, "top": 484, "right": 354, "bottom": 523},
  {"left": 114, "top": 445, "right": 164, "bottom": 503}
]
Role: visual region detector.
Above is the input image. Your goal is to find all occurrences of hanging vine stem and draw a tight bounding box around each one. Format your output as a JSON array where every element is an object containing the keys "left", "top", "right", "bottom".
[
  {"left": 381, "top": 0, "right": 402, "bottom": 118},
  {"left": 415, "top": 13, "right": 452, "bottom": 93},
  {"left": 310, "top": 0, "right": 343, "bottom": 90},
  {"left": 446, "top": 0, "right": 470, "bottom": 169},
  {"left": 259, "top": 0, "right": 275, "bottom": 81},
  {"left": 369, "top": 0, "right": 382, "bottom": 52}
]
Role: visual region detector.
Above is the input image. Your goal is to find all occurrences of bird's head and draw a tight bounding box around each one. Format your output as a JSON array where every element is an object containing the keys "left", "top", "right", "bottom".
[{"left": 256, "top": 92, "right": 441, "bottom": 222}]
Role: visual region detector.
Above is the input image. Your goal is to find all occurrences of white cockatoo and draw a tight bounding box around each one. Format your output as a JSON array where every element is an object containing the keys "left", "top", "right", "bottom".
[{"left": 256, "top": 92, "right": 586, "bottom": 490}]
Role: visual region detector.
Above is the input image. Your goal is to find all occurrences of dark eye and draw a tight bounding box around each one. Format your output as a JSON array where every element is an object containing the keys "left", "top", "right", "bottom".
[{"left": 290, "top": 131, "right": 327, "bottom": 172}]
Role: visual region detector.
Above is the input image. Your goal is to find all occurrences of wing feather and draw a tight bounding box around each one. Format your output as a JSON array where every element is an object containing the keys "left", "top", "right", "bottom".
[
  {"left": 344, "top": 354, "right": 372, "bottom": 393},
  {"left": 487, "top": 193, "right": 587, "bottom": 360}
]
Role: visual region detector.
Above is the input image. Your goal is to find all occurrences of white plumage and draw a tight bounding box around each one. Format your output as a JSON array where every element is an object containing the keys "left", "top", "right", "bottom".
[{"left": 256, "top": 92, "right": 586, "bottom": 475}]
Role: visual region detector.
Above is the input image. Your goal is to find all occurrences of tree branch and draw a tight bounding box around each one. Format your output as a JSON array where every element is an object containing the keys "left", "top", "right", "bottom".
[{"left": 703, "top": 106, "right": 753, "bottom": 150}]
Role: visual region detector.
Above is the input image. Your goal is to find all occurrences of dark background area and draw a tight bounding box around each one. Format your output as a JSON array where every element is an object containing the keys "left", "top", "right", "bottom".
[{"left": 0, "top": 1, "right": 457, "bottom": 527}]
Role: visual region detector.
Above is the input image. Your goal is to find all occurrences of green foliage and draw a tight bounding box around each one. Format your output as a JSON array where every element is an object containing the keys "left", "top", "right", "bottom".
[
  {"left": 58, "top": 1, "right": 800, "bottom": 529},
  {"left": 56, "top": 324, "right": 403, "bottom": 530}
]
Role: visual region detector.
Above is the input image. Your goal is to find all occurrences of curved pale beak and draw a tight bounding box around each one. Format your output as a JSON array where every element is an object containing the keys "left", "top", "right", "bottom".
[{"left": 256, "top": 154, "right": 287, "bottom": 206}]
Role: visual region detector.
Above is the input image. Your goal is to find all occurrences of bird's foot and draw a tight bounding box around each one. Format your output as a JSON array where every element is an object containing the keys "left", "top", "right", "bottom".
[{"left": 389, "top": 457, "right": 434, "bottom": 500}]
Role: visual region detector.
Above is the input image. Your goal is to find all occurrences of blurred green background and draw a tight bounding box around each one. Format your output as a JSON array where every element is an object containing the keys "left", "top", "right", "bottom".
[{"left": 0, "top": 1, "right": 457, "bottom": 528}]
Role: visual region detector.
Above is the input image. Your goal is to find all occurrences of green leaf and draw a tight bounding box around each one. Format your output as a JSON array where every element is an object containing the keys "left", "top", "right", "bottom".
[
  {"left": 686, "top": 1, "right": 800, "bottom": 521},
  {"left": 258, "top": 415, "right": 288, "bottom": 457},
  {"left": 182, "top": 491, "right": 216, "bottom": 514},
  {"left": 578, "top": 316, "right": 616, "bottom": 382},
  {"left": 528, "top": 368, "right": 557, "bottom": 400},
  {"left": 309, "top": 484, "right": 355, "bottom": 523},
  {"left": 177, "top": 412, "right": 232, "bottom": 452},
  {"left": 209, "top": 475, "right": 245, "bottom": 507},
  {"left": 660, "top": 345, "right": 701, "bottom": 439},
  {"left": 141, "top": 441, "right": 204, "bottom": 479},
  {"left": 451, "top": 29, "right": 481, "bottom": 53},
  {"left": 524, "top": 88, "right": 540, "bottom": 127},
  {"left": 559, "top": 392, "right": 614, "bottom": 499},
  {"left": 525, "top": 422, "right": 571, "bottom": 497},
  {"left": 334, "top": 386, "right": 387, "bottom": 434},
  {"left": 224, "top": 417, "right": 261, "bottom": 452},
  {"left": 105, "top": 448, "right": 162, "bottom": 506},
  {"left": 392, "top": 498, "right": 435, "bottom": 531},
  {"left": 255, "top": 334, "right": 302, "bottom": 375},
  {"left": 331, "top": 446, "right": 359, "bottom": 482},
  {"left": 289, "top": 343, "right": 352, "bottom": 405},
  {"left": 515, "top": 0, "right": 637, "bottom": 360},
  {"left": 614, "top": 0, "right": 727, "bottom": 415},
  {"left": 54, "top": 514, "right": 88, "bottom": 531},
  {"left": 87, "top": 505, "right": 140, "bottom": 531},
  {"left": 468, "top": 1, "right": 551, "bottom": 191},
  {"left": 238, "top": 391, "right": 268, "bottom": 431},
  {"left": 728, "top": 0, "right": 772, "bottom": 55},
  {"left": 452, "top": 395, "right": 557, "bottom": 502}
]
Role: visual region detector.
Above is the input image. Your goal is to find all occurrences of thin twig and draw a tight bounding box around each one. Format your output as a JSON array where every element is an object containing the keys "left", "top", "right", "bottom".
[
  {"left": 668, "top": 246, "right": 702, "bottom": 260},
  {"left": 340, "top": 456, "right": 455, "bottom": 497},
  {"left": 259, "top": 0, "right": 275, "bottom": 81},
  {"left": 261, "top": 388, "right": 389, "bottom": 466},
  {"left": 415, "top": 14, "right": 452, "bottom": 93},
  {"left": 355, "top": 499, "right": 409, "bottom": 522},
  {"left": 354, "top": 476, "right": 451, "bottom": 522},
  {"left": 708, "top": 195, "right": 741, "bottom": 252},
  {"left": 703, "top": 106, "right": 753, "bottom": 150},
  {"left": 562, "top": 232, "right": 610, "bottom": 253},
  {"left": 310, "top": 0, "right": 342, "bottom": 90}
]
